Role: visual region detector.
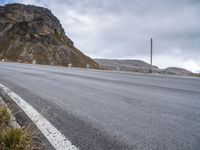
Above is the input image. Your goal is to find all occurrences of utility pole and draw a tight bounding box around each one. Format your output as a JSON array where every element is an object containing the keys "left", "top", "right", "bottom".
[{"left": 150, "top": 38, "right": 153, "bottom": 73}]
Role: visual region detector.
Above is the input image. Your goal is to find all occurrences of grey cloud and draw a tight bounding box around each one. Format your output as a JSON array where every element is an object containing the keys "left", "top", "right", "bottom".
[{"left": 2, "top": 0, "right": 200, "bottom": 72}]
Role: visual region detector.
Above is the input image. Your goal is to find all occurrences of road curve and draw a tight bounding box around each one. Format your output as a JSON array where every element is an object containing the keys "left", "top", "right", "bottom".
[{"left": 0, "top": 62, "right": 200, "bottom": 150}]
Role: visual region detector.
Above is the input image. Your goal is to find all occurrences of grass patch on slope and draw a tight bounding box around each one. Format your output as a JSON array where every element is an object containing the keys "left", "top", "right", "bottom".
[{"left": 0, "top": 105, "right": 41, "bottom": 150}]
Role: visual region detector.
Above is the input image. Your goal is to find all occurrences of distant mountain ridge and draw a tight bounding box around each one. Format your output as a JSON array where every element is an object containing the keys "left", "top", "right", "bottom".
[
  {"left": 94, "top": 59, "right": 159, "bottom": 73},
  {"left": 94, "top": 59, "right": 194, "bottom": 76},
  {"left": 0, "top": 3, "right": 98, "bottom": 68},
  {"left": 161, "top": 67, "right": 193, "bottom": 76}
]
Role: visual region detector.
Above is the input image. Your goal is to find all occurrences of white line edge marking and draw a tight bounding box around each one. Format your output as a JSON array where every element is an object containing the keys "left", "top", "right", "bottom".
[{"left": 0, "top": 83, "right": 78, "bottom": 150}]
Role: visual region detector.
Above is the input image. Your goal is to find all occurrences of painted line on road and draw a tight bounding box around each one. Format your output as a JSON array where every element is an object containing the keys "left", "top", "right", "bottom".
[{"left": 0, "top": 83, "right": 78, "bottom": 150}]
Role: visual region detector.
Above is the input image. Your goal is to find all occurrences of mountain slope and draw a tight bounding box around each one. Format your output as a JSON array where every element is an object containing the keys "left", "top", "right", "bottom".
[
  {"left": 0, "top": 3, "right": 98, "bottom": 68},
  {"left": 161, "top": 67, "right": 193, "bottom": 76},
  {"left": 94, "top": 59, "right": 194, "bottom": 76},
  {"left": 94, "top": 59, "right": 159, "bottom": 73}
]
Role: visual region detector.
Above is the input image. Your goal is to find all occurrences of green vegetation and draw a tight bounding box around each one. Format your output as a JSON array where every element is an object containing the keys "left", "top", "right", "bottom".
[
  {"left": 0, "top": 105, "right": 41, "bottom": 150},
  {"left": 0, "top": 128, "right": 32, "bottom": 150},
  {"left": 53, "top": 31, "right": 65, "bottom": 43},
  {"left": 0, "top": 106, "right": 11, "bottom": 129}
]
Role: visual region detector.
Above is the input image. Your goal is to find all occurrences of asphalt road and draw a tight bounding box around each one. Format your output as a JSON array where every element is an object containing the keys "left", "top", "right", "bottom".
[{"left": 0, "top": 62, "right": 200, "bottom": 150}]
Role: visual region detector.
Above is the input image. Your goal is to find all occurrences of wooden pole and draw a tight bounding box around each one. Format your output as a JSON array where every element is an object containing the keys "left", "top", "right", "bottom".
[{"left": 150, "top": 38, "right": 153, "bottom": 73}]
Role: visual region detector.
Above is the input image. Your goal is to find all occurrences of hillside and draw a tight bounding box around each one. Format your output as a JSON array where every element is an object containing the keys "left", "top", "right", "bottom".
[
  {"left": 161, "top": 67, "right": 193, "bottom": 76},
  {"left": 94, "top": 59, "right": 194, "bottom": 76},
  {"left": 0, "top": 3, "right": 98, "bottom": 68},
  {"left": 94, "top": 59, "right": 159, "bottom": 73}
]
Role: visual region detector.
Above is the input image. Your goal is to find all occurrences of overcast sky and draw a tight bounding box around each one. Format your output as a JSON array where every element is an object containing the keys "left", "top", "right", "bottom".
[{"left": 1, "top": 0, "right": 200, "bottom": 72}]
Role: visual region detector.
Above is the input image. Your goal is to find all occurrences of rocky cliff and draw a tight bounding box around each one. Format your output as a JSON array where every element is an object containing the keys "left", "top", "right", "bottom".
[{"left": 0, "top": 3, "right": 98, "bottom": 68}]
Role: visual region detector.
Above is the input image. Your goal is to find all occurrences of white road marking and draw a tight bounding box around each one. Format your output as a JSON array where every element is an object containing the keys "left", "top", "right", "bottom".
[{"left": 0, "top": 83, "right": 78, "bottom": 150}]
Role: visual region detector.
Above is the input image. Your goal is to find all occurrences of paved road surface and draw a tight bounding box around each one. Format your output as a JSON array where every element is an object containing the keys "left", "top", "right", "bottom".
[{"left": 0, "top": 62, "right": 200, "bottom": 150}]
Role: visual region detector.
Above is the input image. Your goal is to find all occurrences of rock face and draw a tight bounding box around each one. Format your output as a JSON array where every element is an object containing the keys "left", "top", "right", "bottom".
[{"left": 0, "top": 3, "right": 98, "bottom": 68}]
